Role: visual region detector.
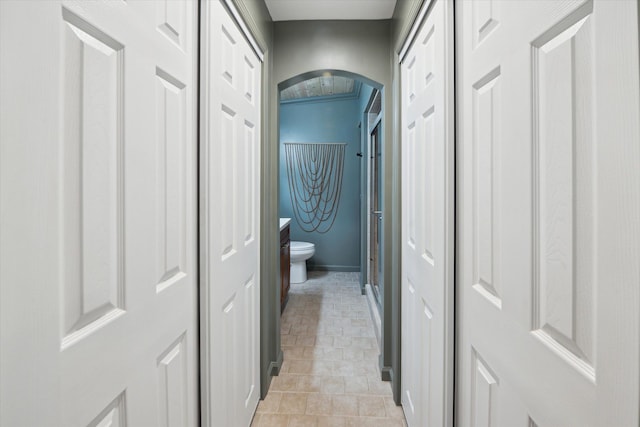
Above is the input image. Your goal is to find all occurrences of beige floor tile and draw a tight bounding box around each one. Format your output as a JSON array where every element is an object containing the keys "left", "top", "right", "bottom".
[
  {"left": 333, "top": 336, "right": 352, "bottom": 348},
  {"left": 362, "top": 363, "right": 382, "bottom": 376},
  {"left": 256, "top": 272, "right": 407, "bottom": 426},
  {"left": 357, "top": 395, "right": 386, "bottom": 417},
  {"left": 315, "top": 335, "right": 335, "bottom": 347},
  {"left": 362, "top": 349, "right": 380, "bottom": 360},
  {"left": 291, "top": 324, "right": 310, "bottom": 335},
  {"left": 321, "top": 376, "right": 345, "bottom": 394},
  {"left": 271, "top": 375, "right": 299, "bottom": 392},
  {"left": 323, "top": 348, "right": 343, "bottom": 361},
  {"left": 255, "top": 413, "right": 290, "bottom": 427},
  {"left": 311, "top": 360, "right": 335, "bottom": 376},
  {"left": 282, "top": 335, "right": 297, "bottom": 346},
  {"left": 351, "top": 337, "right": 377, "bottom": 349},
  {"left": 288, "top": 414, "right": 320, "bottom": 427},
  {"left": 306, "top": 394, "right": 333, "bottom": 415},
  {"left": 279, "top": 393, "right": 309, "bottom": 414},
  {"left": 297, "top": 375, "right": 323, "bottom": 392},
  {"left": 366, "top": 376, "right": 392, "bottom": 395},
  {"left": 296, "top": 335, "right": 317, "bottom": 346},
  {"left": 285, "top": 346, "right": 307, "bottom": 359},
  {"left": 302, "top": 346, "right": 324, "bottom": 359},
  {"left": 301, "top": 316, "right": 320, "bottom": 326},
  {"left": 288, "top": 359, "right": 314, "bottom": 374},
  {"left": 342, "top": 348, "right": 364, "bottom": 361},
  {"left": 342, "top": 326, "right": 367, "bottom": 338},
  {"left": 257, "top": 391, "right": 283, "bottom": 413},
  {"left": 331, "top": 395, "right": 358, "bottom": 416},
  {"left": 317, "top": 416, "right": 348, "bottom": 427},
  {"left": 343, "top": 376, "right": 369, "bottom": 394},
  {"left": 318, "top": 325, "right": 343, "bottom": 335},
  {"left": 357, "top": 417, "right": 406, "bottom": 427},
  {"left": 383, "top": 397, "right": 405, "bottom": 419},
  {"left": 350, "top": 319, "right": 369, "bottom": 327},
  {"left": 335, "top": 360, "right": 359, "bottom": 377}
]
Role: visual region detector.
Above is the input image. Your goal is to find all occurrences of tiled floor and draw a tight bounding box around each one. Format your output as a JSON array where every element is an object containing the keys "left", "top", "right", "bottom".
[{"left": 251, "top": 271, "right": 407, "bottom": 427}]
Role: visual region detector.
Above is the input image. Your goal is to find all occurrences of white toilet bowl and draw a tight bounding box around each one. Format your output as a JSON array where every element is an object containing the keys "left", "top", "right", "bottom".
[{"left": 290, "top": 241, "right": 315, "bottom": 283}]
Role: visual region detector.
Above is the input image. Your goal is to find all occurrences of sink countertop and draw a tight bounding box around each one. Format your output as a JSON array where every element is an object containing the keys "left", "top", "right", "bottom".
[{"left": 279, "top": 218, "right": 291, "bottom": 231}]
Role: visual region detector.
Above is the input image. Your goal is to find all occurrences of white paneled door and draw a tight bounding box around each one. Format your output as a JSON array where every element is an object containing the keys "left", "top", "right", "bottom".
[
  {"left": 457, "top": 0, "right": 640, "bottom": 425},
  {"left": 401, "top": 1, "right": 454, "bottom": 426},
  {"left": 1, "top": 1, "right": 198, "bottom": 426},
  {"left": 200, "top": 1, "right": 262, "bottom": 426}
]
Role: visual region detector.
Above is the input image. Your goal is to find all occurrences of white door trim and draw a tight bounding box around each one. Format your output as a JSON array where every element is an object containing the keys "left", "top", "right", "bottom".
[
  {"left": 199, "top": 7, "right": 214, "bottom": 424},
  {"left": 441, "top": 4, "right": 455, "bottom": 425}
]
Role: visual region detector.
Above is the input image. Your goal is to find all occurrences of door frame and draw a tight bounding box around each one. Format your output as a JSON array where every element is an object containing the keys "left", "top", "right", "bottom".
[
  {"left": 398, "top": 0, "right": 456, "bottom": 424},
  {"left": 368, "top": 115, "right": 383, "bottom": 306},
  {"left": 361, "top": 87, "right": 382, "bottom": 299}
]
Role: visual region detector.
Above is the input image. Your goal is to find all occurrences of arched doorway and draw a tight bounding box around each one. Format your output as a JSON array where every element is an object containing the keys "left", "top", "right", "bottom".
[{"left": 275, "top": 68, "right": 387, "bottom": 369}]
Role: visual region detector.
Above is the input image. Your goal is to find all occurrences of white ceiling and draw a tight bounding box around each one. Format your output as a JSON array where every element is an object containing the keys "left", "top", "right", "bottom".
[{"left": 265, "top": 0, "right": 397, "bottom": 21}]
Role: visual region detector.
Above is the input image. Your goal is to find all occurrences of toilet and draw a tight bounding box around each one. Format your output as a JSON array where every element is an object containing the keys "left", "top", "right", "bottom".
[{"left": 289, "top": 241, "right": 315, "bottom": 283}]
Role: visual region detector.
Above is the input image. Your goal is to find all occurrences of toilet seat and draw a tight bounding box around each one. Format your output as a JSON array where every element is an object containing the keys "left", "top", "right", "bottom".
[{"left": 291, "top": 241, "right": 314, "bottom": 252}]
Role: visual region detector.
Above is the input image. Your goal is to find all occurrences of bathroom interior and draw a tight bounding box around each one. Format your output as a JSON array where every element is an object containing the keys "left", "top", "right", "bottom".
[{"left": 278, "top": 71, "right": 384, "bottom": 343}]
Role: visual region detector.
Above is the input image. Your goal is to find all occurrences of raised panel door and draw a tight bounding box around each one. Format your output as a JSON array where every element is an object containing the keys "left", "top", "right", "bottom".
[
  {"left": 457, "top": 1, "right": 640, "bottom": 425},
  {"left": 0, "top": 1, "right": 199, "bottom": 426},
  {"left": 200, "top": 1, "right": 262, "bottom": 425},
  {"left": 401, "top": 1, "right": 455, "bottom": 426}
]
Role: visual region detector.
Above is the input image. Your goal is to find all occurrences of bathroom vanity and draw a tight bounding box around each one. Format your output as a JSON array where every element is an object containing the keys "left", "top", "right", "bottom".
[{"left": 279, "top": 218, "right": 291, "bottom": 313}]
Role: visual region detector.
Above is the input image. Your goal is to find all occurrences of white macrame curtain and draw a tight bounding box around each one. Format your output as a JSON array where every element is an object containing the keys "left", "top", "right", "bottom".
[{"left": 284, "top": 142, "right": 346, "bottom": 234}]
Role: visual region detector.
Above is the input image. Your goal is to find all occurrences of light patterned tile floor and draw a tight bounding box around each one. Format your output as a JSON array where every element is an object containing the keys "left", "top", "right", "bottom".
[{"left": 251, "top": 271, "right": 407, "bottom": 427}]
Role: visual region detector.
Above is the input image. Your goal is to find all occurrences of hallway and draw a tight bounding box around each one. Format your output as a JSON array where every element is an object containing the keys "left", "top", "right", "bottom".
[
  {"left": 2, "top": 1, "right": 640, "bottom": 425},
  {"left": 251, "top": 271, "right": 406, "bottom": 427}
]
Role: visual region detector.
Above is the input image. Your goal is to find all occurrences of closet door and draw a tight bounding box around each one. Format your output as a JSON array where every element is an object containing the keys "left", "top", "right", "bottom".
[
  {"left": 401, "top": 0, "right": 455, "bottom": 425},
  {"left": 200, "top": 1, "right": 262, "bottom": 425},
  {"left": 0, "top": 1, "right": 199, "bottom": 426},
  {"left": 457, "top": 1, "right": 640, "bottom": 425}
]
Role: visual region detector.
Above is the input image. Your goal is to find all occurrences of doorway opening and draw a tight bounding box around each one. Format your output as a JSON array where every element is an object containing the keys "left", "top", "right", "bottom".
[{"left": 277, "top": 70, "right": 385, "bottom": 348}]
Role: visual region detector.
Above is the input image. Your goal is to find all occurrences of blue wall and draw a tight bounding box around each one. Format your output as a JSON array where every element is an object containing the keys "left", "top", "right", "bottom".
[{"left": 280, "top": 94, "right": 368, "bottom": 271}]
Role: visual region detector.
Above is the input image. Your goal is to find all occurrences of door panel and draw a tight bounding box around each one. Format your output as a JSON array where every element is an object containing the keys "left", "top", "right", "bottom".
[
  {"left": 401, "top": 1, "right": 454, "bottom": 426},
  {"left": 0, "top": 1, "right": 198, "bottom": 426},
  {"left": 457, "top": 0, "right": 640, "bottom": 425},
  {"left": 200, "top": 1, "right": 262, "bottom": 426}
]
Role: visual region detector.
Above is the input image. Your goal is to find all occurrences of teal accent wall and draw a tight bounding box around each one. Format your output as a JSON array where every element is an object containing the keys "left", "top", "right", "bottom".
[{"left": 279, "top": 94, "right": 369, "bottom": 271}]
